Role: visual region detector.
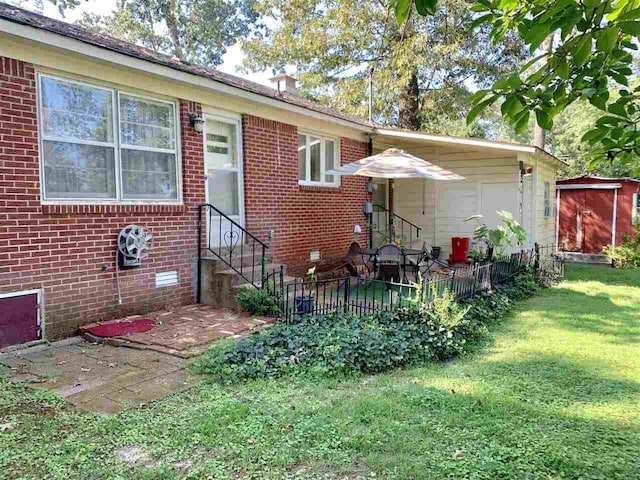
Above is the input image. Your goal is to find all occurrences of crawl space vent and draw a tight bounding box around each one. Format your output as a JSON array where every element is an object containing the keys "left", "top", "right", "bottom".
[{"left": 155, "top": 270, "right": 178, "bottom": 288}]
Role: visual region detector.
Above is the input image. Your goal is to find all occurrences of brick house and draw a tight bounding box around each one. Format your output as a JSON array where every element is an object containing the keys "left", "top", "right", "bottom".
[{"left": 0, "top": 4, "right": 562, "bottom": 348}]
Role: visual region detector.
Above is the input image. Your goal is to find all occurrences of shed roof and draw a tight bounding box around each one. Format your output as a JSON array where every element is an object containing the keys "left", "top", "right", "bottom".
[{"left": 557, "top": 175, "right": 640, "bottom": 184}]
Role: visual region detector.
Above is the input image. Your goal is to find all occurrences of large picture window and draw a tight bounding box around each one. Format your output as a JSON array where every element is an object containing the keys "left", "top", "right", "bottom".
[
  {"left": 38, "top": 74, "right": 180, "bottom": 202},
  {"left": 298, "top": 133, "right": 339, "bottom": 186}
]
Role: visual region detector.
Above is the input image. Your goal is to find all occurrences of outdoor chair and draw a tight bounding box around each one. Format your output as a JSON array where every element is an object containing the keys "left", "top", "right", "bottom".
[
  {"left": 342, "top": 242, "right": 371, "bottom": 278},
  {"left": 376, "top": 243, "right": 402, "bottom": 283},
  {"left": 409, "top": 240, "right": 450, "bottom": 279}
]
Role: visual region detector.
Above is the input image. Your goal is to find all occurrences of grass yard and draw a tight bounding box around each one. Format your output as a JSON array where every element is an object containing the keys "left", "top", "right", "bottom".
[{"left": 1, "top": 265, "right": 639, "bottom": 479}]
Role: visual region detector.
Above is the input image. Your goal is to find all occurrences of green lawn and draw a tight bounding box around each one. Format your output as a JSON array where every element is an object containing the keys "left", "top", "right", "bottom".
[{"left": 2, "top": 265, "right": 639, "bottom": 479}]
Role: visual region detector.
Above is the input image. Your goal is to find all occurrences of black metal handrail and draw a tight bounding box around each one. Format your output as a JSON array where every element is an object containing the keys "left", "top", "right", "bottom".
[
  {"left": 197, "top": 204, "right": 269, "bottom": 298},
  {"left": 368, "top": 203, "right": 422, "bottom": 247}
]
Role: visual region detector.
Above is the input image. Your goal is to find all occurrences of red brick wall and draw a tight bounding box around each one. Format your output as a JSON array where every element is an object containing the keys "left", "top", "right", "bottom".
[
  {"left": 1, "top": 54, "right": 370, "bottom": 341},
  {"left": 0, "top": 56, "right": 205, "bottom": 340},
  {"left": 242, "top": 115, "right": 370, "bottom": 272}
]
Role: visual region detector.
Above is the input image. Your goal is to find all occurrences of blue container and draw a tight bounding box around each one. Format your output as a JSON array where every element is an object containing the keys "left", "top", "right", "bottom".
[{"left": 294, "top": 295, "right": 315, "bottom": 314}]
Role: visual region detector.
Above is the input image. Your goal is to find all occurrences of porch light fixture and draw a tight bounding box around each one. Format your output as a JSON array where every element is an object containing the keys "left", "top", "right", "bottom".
[
  {"left": 189, "top": 113, "right": 205, "bottom": 133},
  {"left": 366, "top": 178, "right": 378, "bottom": 193},
  {"left": 519, "top": 161, "right": 533, "bottom": 176}
]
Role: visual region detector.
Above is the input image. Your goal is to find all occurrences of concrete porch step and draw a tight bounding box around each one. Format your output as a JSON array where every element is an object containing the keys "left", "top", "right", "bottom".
[
  {"left": 234, "top": 274, "right": 299, "bottom": 291},
  {"left": 558, "top": 252, "right": 612, "bottom": 265},
  {"left": 214, "top": 263, "right": 289, "bottom": 286},
  {"left": 201, "top": 249, "right": 272, "bottom": 269}
]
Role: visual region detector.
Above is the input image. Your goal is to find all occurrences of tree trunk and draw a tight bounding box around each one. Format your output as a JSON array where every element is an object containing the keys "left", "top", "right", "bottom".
[
  {"left": 398, "top": 70, "right": 420, "bottom": 130},
  {"left": 533, "top": 34, "right": 555, "bottom": 149},
  {"left": 159, "top": 0, "right": 184, "bottom": 60}
]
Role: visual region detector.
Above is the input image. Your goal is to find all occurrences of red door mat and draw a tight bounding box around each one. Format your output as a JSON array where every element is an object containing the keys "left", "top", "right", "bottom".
[{"left": 84, "top": 318, "right": 155, "bottom": 337}]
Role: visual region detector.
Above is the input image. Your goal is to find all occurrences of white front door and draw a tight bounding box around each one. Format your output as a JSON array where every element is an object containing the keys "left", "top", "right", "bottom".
[{"left": 204, "top": 114, "right": 244, "bottom": 248}]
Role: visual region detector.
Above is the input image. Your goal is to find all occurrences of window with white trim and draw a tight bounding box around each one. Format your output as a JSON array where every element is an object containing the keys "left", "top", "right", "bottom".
[
  {"left": 298, "top": 133, "right": 339, "bottom": 186},
  {"left": 543, "top": 182, "right": 552, "bottom": 218},
  {"left": 38, "top": 74, "right": 180, "bottom": 202},
  {"left": 633, "top": 192, "right": 639, "bottom": 224}
]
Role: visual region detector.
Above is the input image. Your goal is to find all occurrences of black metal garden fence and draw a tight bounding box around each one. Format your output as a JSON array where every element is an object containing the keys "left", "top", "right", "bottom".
[{"left": 278, "top": 243, "right": 563, "bottom": 322}]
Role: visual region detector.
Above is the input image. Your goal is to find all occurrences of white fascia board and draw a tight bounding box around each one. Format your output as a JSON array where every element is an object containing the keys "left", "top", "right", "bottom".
[
  {"left": 374, "top": 128, "right": 533, "bottom": 153},
  {"left": 374, "top": 128, "right": 564, "bottom": 166},
  {"left": 556, "top": 183, "right": 622, "bottom": 190},
  {"left": 0, "top": 19, "right": 372, "bottom": 133}
]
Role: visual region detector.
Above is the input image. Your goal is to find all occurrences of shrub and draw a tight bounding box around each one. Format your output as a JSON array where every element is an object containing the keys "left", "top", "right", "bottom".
[
  {"left": 197, "top": 272, "right": 540, "bottom": 382},
  {"left": 236, "top": 287, "right": 282, "bottom": 316},
  {"left": 603, "top": 225, "right": 640, "bottom": 268}
]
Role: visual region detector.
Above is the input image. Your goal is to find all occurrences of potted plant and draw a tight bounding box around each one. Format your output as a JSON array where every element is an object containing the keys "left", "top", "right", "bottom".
[
  {"left": 295, "top": 266, "right": 317, "bottom": 314},
  {"left": 464, "top": 210, "right": 527, "bottom": 261}
]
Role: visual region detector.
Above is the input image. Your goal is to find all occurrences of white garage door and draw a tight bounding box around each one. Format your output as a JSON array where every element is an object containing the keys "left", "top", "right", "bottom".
[{"left": 481, "top": 183, "right": 519, "bottom": 229}]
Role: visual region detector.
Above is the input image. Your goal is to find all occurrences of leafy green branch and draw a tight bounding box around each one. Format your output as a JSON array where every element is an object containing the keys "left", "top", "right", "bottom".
[{"left": 393, "top": 0, "right": 640, "bottom": 168}]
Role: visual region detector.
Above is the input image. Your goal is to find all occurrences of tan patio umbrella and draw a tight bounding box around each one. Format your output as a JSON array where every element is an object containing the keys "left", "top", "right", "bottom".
[
  {"left": 326, "top": 148, "right": 465, "bottom": 180},
  {"left": 327, "top": 148, "right": 464, "bottom": 223}
]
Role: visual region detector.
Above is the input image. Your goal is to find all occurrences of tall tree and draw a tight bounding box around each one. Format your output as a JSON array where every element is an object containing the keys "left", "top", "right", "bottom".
[
  {"left": 395, "top": 0, "right": 640, "bottom": 173},
  {"left": 242, "top": 0, "right": 525, "bottom": 130},
  {"left": 78, "top": 0, "right": 260, "bottom": 67},
  {"left": 7, "top": 0, "right": 85, "bottom": 15}
]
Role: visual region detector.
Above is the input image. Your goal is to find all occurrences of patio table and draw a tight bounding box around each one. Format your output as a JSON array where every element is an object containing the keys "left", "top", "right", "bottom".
[{"left": 362, "top": 247, "right": 423, "bottom": 282}]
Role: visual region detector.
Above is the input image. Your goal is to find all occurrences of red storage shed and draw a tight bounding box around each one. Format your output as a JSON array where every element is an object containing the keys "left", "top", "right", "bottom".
[{"left": 556, "top": 176, "right": 640, "bottom": 254}]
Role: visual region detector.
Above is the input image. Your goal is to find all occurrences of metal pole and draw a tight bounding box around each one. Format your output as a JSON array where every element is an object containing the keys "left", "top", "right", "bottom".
[
  {"left": 261, "top": 244, "right": 266, "bottom": 288},
  {"left": 368, "top": 67, "right": 374, "bottom": 124},
  {"left": 196, "top": 205, "right": 202, "bottom": 304}
]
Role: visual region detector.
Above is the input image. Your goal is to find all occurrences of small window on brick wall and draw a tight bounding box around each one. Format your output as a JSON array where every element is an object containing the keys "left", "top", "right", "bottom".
[
  {"left": 298, "top": 132, "right": 339, "bottom": 187},
  {"left": 38, "top": 74, "right": 180, "bottom": 202}
]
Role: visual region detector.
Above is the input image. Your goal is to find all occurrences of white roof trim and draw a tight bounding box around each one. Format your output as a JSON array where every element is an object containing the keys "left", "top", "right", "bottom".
[
  {"left": 557, "top": 183, "right": 622, "bottom": 190},
  {"left": 373, "top": 128, "right": 561, "bottom": 163},
  {"left": 560, "top": 175, "right": 640, "bottom": 183},
  {"left": 0, "top": 19, "right": 371, "bottom": 133}
]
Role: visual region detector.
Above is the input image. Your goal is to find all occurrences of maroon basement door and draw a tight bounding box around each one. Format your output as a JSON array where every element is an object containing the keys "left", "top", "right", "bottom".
[{"left": 0, "top": 292, "right": 40, "bottom": 348}]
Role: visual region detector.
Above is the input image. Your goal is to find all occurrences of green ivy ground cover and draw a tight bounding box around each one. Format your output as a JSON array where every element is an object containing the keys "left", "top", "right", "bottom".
[
  {"left": 196, "top": 273, "right": 540, "bottom": 381},
  {"left": 1, "top": 265, "right": 638, "bottom": 479}
]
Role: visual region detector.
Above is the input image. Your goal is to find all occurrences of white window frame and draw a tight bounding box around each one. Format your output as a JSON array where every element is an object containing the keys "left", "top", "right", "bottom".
[
  {"left": 633, "top": 192, "right": 639, "bottom": 224},
  {"left": 543, "top": 181, "right": 552, "bottom": 219},
  {"left": 37, "top": 73, "right": 182, "bottom": 204},
  {"left": 297, "top": 131, "right": 340, "bottom": 187}
]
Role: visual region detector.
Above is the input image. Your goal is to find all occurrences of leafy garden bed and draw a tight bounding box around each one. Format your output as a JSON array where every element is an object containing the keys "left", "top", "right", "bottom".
[{"left": 196, "top": 271, "right": 541, "bottom": 382}]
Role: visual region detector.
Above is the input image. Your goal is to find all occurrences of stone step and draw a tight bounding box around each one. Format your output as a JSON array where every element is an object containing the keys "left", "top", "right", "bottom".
[
  {"left": 235, "top": 274, "right": 299, "bottom": 291},
  {"left": 214, "top": 264, "right": 290, "bottom": 287},
  {"left": 558, "top": 252, "right": 612, "bottom": 265},
  {"left": 201, "top": 250, "right": 273, "bottom": 269}
]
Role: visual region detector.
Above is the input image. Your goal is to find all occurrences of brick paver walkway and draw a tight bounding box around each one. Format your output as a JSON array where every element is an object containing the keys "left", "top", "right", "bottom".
[
  {"left": 0, "top": 339, "right": 194, "bottom": 414},
  {"left": 81, "top": 304, "right": 274, "bottom": 358},
  {"left": 1, "top": 305, "right": 275, "bottom": 414}
]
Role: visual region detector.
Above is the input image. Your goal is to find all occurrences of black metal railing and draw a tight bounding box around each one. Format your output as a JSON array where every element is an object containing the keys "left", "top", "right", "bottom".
[
  {"left": 197, "top": 204, "right": 269, "bottom": 294},
  {"left": 279, "top": 244, "right": 563, "bottom": 322},
  {"left": 368, "top": 204, "right": 421, "bottom": 248}
]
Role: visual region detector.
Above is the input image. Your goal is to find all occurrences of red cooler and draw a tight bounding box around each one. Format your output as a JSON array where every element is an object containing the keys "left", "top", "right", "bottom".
[{"left": 450, "top": 237, "right": 470, "bottom": 263}]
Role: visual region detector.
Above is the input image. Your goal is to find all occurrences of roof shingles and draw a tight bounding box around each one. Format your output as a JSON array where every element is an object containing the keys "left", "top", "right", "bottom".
[{"left": 0, "top": 2, "right": 370, "bottom": 127}]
